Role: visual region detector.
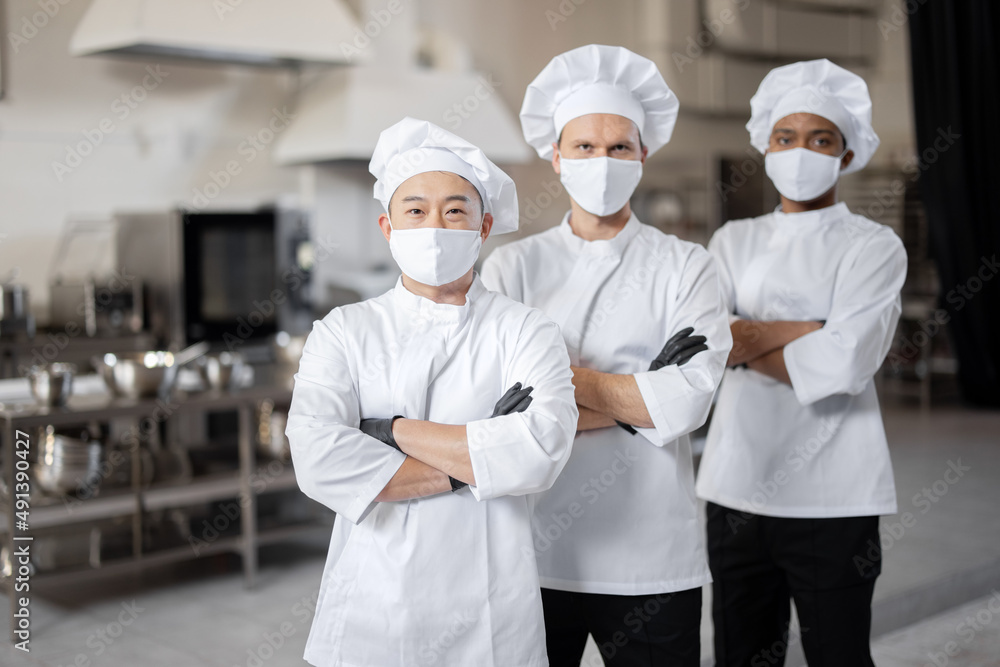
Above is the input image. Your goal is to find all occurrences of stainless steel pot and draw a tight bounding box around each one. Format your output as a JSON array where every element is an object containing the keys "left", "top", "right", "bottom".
[
  {"left": 197, "top": 351, "right": 244, "bottom": 391},
  {"left": 28, "top": 363, "right": 76, "bottom": 406}
]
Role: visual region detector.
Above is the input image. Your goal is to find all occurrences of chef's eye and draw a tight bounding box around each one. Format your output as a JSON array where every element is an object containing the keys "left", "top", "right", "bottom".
[
  {"left": 577, "top": 143, "right": 592, "bottom": 150},
  {"left": 406, "top": 208, "right": 423, "bottom": 215},
  {"left": 447, "top": 208, "right": 466, "bottom": 215}
]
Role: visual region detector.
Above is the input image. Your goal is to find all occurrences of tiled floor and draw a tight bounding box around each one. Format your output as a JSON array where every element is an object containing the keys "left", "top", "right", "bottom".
[{"left": 2, "top": 405, "right": 999, "bottom": 666}]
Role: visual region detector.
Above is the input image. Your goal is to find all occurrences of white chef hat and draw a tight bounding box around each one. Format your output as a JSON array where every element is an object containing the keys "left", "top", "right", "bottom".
[
  {"left": 746, "top": 59, "right": 879, "bottom": 175},
  {"left": 369, "top": 117, "right": 519, "bottom": 234},
  {"left": 520, "top": 44, "right": 679, "bottom": 159}
]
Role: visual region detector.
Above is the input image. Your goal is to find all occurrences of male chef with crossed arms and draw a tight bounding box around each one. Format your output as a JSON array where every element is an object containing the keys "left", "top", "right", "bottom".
[
  {"left": 482, "top": 45, "right": 732, "bottom": 665},
  {"left": 287, "top": 117, "right": 578, "bottom": 667}
]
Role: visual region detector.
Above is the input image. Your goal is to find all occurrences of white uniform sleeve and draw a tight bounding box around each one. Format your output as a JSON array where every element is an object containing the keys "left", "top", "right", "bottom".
[
  {"left": 286, "top": 313, "right": 406, "bottom": 525},
  {"left": 465, "top": 309, "right": 578, "bottom": 500},
  {"left": 783, "top": 227, "right": 907, "bottom": 406},
  {"left": 632, "top": 247, "right": 733, "bottom": 445}
]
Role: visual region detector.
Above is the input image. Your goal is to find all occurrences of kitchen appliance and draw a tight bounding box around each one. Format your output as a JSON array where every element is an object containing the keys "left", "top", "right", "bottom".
[
  {"left": 0, "top": 284, "right": 35, "bottom": 340},
  {"left": 114, "top": 207, "right": 314, "bottom": 349},
  {"left": 49, "top": 277, "right": 144, "bottom": 338},
  {"left": 47, "top": 218, "right": 144, "bottom": 337}
]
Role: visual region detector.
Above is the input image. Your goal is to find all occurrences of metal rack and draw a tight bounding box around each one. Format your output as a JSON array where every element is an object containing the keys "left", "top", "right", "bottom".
[{"left": 1, "top": 385, "right": 326, "bottom": 639}]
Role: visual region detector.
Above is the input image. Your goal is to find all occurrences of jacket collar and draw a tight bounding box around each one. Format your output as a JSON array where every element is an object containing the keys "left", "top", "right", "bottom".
[
  {"left": 557, "top": 211, "right": 641, "bottom": 258},
  {"left": 771, "top": 201, "right": 850, "bottom": 231},
  {"left": 392, "top": 272, "right": 483, "bottom": 325}
]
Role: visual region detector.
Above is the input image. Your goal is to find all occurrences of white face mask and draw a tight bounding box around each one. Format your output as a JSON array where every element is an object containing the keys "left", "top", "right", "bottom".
[
  {"left": 558, "top": 155, "right": 643, "bottom": 217},
  {"left": 765, "top": 147, "right": 846, "bottom": 203},
  {"left": 388, "top": 219, "right": 483, "bottom": 287}
]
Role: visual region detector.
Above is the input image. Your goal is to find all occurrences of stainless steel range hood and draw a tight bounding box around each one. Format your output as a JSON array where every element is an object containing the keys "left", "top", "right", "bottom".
[
  {"left": 69, "top": 0, "right": 364, "bottom": 66},
  {"left": 273, "top": 65, "right": 532, "bottom": 165}
]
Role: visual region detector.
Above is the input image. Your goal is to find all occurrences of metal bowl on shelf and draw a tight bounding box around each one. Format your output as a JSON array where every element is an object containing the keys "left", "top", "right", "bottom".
[
  {"left": 94, "top": 342, "right": 210, "bottom": 398},
  {"left": 94, "top": 351, "right": 175, "bottom": 399},
  {"left": 27, "top": 363, "right": 77, "bottom": 406},
  {"left": 197, "top": 351, "right": 244, "bottom": 391}
]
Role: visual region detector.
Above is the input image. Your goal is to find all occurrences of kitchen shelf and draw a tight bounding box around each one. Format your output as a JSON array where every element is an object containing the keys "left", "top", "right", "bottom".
[{"left": 0, "top": 383, "right": 321, "bottom": 640}]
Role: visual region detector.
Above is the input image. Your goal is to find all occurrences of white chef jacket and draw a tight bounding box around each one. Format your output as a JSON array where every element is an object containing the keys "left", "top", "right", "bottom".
[
  {"left": 481, "top": 213, "right": 731, "bottom": 595},
  {"left": 696, "top": 202, "right": 906, "bottom": 518},
  {"left": 287, "top": 275, "right": 577, "bottom": 667}
]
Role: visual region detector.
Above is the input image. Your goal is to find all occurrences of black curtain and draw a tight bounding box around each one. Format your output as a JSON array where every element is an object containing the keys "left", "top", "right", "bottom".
[{"left": 908, "top": 1, "right": 1000, "bottom": 406}]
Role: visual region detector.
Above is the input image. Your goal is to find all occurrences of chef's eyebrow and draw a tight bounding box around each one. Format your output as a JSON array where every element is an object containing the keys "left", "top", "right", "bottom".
[{"left": 400, "top": 195, "right": 472, "bottom": 205}]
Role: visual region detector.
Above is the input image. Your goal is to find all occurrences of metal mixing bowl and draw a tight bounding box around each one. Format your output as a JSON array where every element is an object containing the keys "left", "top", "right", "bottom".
[
  {"left": 94, "top": 351, "right": 175, "bottom": 399},
  {"left": 27, "top": 363, "right": 76, "bottom": 406}
]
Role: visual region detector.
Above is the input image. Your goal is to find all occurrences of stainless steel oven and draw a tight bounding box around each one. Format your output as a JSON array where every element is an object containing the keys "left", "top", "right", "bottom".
[{"left": 114, "top": 208, "right": 314, "bottom": 349}]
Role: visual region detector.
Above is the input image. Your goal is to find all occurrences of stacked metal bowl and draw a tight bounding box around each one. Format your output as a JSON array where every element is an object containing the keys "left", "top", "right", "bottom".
[{"left": 33, "top": 426, "right": 102, "bottom": 496}]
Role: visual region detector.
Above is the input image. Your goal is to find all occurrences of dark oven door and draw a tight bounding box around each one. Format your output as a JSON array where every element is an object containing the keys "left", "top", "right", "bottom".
[{"left": 182, "top": 210, "right": 278, "bottom": 346}]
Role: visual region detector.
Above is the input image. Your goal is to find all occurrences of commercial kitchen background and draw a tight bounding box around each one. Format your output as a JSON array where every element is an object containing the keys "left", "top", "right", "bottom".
[{"left": 1, "top": 0, "right": 998, "bottom": 666}]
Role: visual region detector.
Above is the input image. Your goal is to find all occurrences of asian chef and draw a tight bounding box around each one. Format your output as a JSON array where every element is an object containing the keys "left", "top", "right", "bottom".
[
  {"left": 286, "top": 117, "right": 579, "bottom": 667},
  {"left": 696, "top": 59, "right": 907, "bottom": 666},
  {"left": 481, "top": 45, "right": 731, "bottom": 666}
]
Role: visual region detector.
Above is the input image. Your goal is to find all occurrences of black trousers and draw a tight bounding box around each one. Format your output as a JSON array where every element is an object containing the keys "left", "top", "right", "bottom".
[
  {"left": 706, "top": 502, "right": 882, "bottom": 667},
  {"left": 541, "top": 586, "right": 701, "bottom": 667}
]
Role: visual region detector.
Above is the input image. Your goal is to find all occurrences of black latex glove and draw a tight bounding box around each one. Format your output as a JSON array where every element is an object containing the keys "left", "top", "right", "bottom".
[
  {"left": 359, "top": 415, "right": 403, "bottom": 451},
  {"left": 649, "top": 327, "right": 709, "bottom": 370},
  {"left": 618, "top": 327, "right": 709, "bottom": 435},
  {"left": 491, "top": 381, "right": 534, "bottom": 417},
  {"left": 450, "top": 382, "right": 535, "bottom": 492}
]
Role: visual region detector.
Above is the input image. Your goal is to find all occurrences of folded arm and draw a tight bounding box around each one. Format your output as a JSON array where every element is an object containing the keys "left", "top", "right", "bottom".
[
  {"left": 729, "top": 319, "right": 823, "bottom": 367},
  {"left": 374, "top": 456, "right": 452, "bottom": 502},
  {"left": 572, "top": 368, "right": 654, "bottom": 428},
  {"left": 391, "top": 420, "right": 475, "bottom": 485},
  {"left": 576, "top": 405, "right": 617, "bottom": 431}
]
